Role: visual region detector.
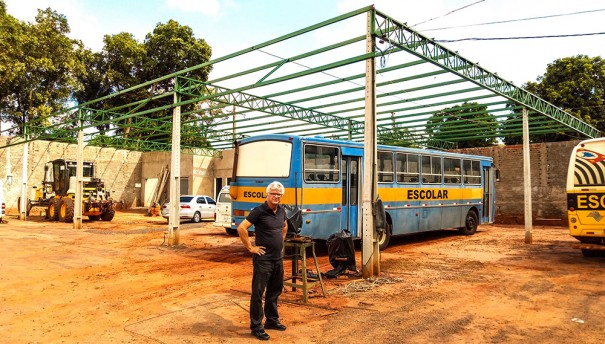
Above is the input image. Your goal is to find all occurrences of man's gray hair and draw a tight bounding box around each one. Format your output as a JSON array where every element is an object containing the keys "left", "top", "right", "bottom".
[{"left": 266, "top": 181, "right": 285, "bottom": 195}]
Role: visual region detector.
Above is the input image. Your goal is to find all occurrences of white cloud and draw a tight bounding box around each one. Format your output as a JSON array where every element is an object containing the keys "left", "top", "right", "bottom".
[
  {"left": 4, "top": 0, "right": 105, "bottom": 50},
  {"left": 165, "top": 0, "right": 221, "bottom": 17}
]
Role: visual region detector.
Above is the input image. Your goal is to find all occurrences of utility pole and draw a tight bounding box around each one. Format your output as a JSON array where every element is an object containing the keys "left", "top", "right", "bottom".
[
  {"left": 169, "top": 78, "right": 181, "bottom": 245},
  {"left": 361, "top": 7, "right": 380, "bottom": 278},
  {"left": 523, "top": 107, "right": 533, "bottom": 243}
]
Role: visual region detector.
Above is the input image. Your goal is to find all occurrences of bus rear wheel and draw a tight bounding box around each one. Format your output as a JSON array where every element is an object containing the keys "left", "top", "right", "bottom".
[
  {"left": 581, "top": 249, "right": 597, "bottom": 257},
  {"left": 459, "top": 210, "right": 478, "bottom": 235}
]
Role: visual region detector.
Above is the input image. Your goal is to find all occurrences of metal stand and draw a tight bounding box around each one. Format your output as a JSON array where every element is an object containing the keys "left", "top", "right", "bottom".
[{"left": 283, "top": 239, "right": 326, "bottom": 303}]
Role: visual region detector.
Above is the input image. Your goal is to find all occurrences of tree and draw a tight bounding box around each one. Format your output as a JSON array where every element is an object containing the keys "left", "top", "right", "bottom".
[
  {"left": 143, "top": 19, "right": 212, "bottom": 90},
  {"left": 426, "top": 102, "right": 498, "bottom": 148},
  {"left": 522, "top": 55, "right": 605, "bottom": 141},
  {"left": 73, "top": 19, "right": 215, "bottom": 145},
  {"left": 0, "top": 2, "right": 81, "bottom": 135}
]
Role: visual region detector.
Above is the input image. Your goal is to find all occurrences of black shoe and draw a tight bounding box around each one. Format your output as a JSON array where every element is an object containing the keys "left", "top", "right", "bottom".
[
  {"left": 251, "top": 329, "right": 270, "bottom": 340},
  {"left": 264, "top": 321, "right": 287, "bottom": 331}
]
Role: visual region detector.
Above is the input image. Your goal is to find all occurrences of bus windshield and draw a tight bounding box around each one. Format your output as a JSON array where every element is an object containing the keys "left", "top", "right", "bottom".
[
  {"left": 572, "top": 145, "right": 605, "bottom": 187},
  {"left": 237, "top": 140, "right": 292, "bottom": 178}
]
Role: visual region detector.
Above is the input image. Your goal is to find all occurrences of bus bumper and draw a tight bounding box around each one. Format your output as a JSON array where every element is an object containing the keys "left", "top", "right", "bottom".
[{"left": 572, "top": 243, "right": 605, "bottom": 251}]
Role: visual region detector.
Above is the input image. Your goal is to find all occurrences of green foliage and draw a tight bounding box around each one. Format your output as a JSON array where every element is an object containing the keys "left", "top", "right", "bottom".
[
  {"left": 143, "top": 19, "right": 212, "bottom": 89},
  {"left": 0, "top": 4, "right": 81, "bottom": 135},
  {"left": 378, "top": 112, "right": 418, "bottom": 147},
  {"left": 72, "top": 19, "right": 215, "bottom": 144},
  {"left": 426, "top": 102, "right": 497, "bottom": 148},
  {"left": 1, "top": 1, "right": 217, "bottom": 150},
  {"left": 522, "top": 55, "right": 605, "bottom": 141}
]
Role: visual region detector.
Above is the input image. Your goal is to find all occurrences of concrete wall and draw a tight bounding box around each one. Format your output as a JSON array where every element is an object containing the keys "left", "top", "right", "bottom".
[
  {"left": 139, "top": 151, "right": 218, "bottom": 206},
  {"left": 0, "top": 137, "right": 143, "bottom": 212},
  {"left": 453, "top": 140, "right": 579, "bottom": 224},
  {"left": 0, "top": 136, "right": 233, "bottom": 213},
  {"left": 211, "top": 149, "right": 234, "bottom": 197}
]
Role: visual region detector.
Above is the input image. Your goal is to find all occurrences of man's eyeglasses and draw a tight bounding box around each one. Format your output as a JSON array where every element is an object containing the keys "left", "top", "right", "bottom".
[{"left": 269, "top": 193, "right": 283, "bottom": 197}]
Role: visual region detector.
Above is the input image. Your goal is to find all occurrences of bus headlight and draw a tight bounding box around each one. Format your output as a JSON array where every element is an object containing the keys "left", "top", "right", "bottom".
[{"left": 570, "top": 217, "right": 577, "bottom": 223}]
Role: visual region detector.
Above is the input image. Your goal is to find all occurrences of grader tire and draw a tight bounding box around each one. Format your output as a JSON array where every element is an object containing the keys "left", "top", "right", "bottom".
[
  {"left": 48, "top": 198, "right": 60, "bottom": 221},
  {"left": 59, "top": 198, "right": 75, "bottom": 222},
  {"left": 17, "top": 197, "right": 33, "bottom": 217},
  {"left": 101, "top": 207, "right": 115, "bottom": 221}
]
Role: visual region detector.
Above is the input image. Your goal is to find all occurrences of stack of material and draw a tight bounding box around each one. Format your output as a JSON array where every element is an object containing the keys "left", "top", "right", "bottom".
[{"left": 148, "top": 165, "right": 170, "bottom": 216}]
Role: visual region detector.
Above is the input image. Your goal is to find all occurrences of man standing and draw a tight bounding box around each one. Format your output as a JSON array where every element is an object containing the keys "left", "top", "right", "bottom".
[{"left": 237, "top": 181, "right": 288, "bottom": 341}]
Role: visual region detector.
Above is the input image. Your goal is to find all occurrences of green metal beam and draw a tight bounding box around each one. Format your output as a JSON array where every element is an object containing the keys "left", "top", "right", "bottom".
[{"left": 373, "top": 8, "right": 601, "bottom": 138}]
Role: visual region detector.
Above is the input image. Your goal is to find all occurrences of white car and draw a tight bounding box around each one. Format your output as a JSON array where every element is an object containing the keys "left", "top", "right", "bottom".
[
  {"left": 161, "top": 195, "right": 216, "bottom": 223},
  {"left": 213, "top": 186, "right": 234, "bottom": 235}
]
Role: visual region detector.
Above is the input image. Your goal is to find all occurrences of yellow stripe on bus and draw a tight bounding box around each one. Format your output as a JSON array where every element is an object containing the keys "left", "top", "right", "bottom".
[
  {"left": 378, "top": 187, "right": 483, "bottom": 201},
  {"left": 232, "top": 186, "right": 303, "bottom": 204},
  {"left": 232, "top": 186, "right": 483, "bottom": 204}
]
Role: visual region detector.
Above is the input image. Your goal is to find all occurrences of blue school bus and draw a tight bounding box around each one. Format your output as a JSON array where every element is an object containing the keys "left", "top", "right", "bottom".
[{"left": 229, "top": 134, "right": 495, "bottom": 249}]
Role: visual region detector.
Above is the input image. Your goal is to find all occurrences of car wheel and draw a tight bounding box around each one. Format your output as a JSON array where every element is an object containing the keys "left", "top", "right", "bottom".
[{"left": 192, "top": 211, "right": 201, "bottom": 223}]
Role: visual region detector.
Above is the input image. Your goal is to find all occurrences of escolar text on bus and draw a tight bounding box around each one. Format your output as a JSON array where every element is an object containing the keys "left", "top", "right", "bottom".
[
  {"left": 407, "top": 189, "right": 449, "bottom": 200},
  {"left": 243, "top": 191, "right": 267, "bottom": 199}
]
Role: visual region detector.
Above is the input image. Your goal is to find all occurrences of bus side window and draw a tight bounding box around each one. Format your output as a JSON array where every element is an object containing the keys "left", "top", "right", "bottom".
[
  {"left": 304, "top": 143, "right": 340, "bottom": 183},
  {"left": 378, "top": 150, "right": 394, "bottom": 183},
  {"left": 396, "top": 152, "right": 419, "bottom": 184},
  {"left": 462, "top": 159, "right": 481, "bottom": 185},
  {"left": 421, "top": 155, "right": 442, "bottom": 184}
]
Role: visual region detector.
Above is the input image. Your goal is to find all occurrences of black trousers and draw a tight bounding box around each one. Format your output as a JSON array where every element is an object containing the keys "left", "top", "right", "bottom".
[{"left": 250, "top": 257, "right": 284, "bottom": 331}]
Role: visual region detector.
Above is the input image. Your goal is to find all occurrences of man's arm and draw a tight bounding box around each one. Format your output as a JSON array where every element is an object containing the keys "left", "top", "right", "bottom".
[
  {"left": 237, "top": 219, "right": 265, "bottom": 255},
  {"left": 282, "top": 220, "right": 288, "bottom": 239}
]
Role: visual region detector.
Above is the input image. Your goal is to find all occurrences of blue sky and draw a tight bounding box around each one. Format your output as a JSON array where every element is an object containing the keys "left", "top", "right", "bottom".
[{"left": 4, "top": 0, "right": 605, "bottom": 86}]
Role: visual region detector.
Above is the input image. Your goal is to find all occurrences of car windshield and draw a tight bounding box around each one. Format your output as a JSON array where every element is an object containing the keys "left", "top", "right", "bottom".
[
  {"left": 218, "top": 192, "right": 231, "bottom": 203},
  {"left": 180, "top": 196, "right": 193, "bottom": 202}
]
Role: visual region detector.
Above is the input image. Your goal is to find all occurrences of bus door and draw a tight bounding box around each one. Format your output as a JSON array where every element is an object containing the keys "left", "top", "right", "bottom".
[
  {"left": 482, "top": 165, "right": 494, "bottom": 223},
  {"left": 341, "top": 156, "right": 361, "bottom": 238}
]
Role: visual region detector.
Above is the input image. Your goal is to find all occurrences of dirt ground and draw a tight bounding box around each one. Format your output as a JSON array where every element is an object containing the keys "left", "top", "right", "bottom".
[{"left": 1, "top": 209, "right": 604, "bottom": 344}]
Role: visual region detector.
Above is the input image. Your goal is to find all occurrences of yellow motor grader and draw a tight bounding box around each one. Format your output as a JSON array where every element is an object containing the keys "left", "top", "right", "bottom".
[{"left": 20, "top": 159, "right": 115, "bottom": 222}]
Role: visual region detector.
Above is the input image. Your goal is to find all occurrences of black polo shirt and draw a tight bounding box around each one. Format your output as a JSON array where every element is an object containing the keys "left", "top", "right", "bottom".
[{"left": 246, "top": 202, "right": 285, "bottom": 261}]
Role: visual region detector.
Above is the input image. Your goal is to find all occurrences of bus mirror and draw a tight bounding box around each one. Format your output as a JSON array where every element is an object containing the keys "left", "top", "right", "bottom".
[{"left": 495, "top": 170, "right": 500, "bottom": 182}]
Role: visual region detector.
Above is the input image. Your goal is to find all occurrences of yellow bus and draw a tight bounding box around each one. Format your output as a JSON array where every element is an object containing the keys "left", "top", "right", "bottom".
[{"left": 567, "top": 138, "right": 605, "bottom": 256}]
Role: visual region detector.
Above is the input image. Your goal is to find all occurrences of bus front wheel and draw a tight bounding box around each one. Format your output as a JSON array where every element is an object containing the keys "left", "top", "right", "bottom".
[
  {"left": 377, "top": 222, "right": 392, "bottom": 250},
  {"left": 459, "top": 210, "right": 478, "bottom": 235}
]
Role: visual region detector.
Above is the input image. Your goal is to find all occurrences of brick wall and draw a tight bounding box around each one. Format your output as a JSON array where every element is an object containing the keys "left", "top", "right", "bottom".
[{"left": 454, "top": 140, "right": 580, "bottom": 224}]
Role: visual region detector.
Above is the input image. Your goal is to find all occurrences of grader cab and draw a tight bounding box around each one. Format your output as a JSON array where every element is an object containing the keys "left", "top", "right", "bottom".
[{"left": 23, "top": 159, "right": 115, "bottom": 222}]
